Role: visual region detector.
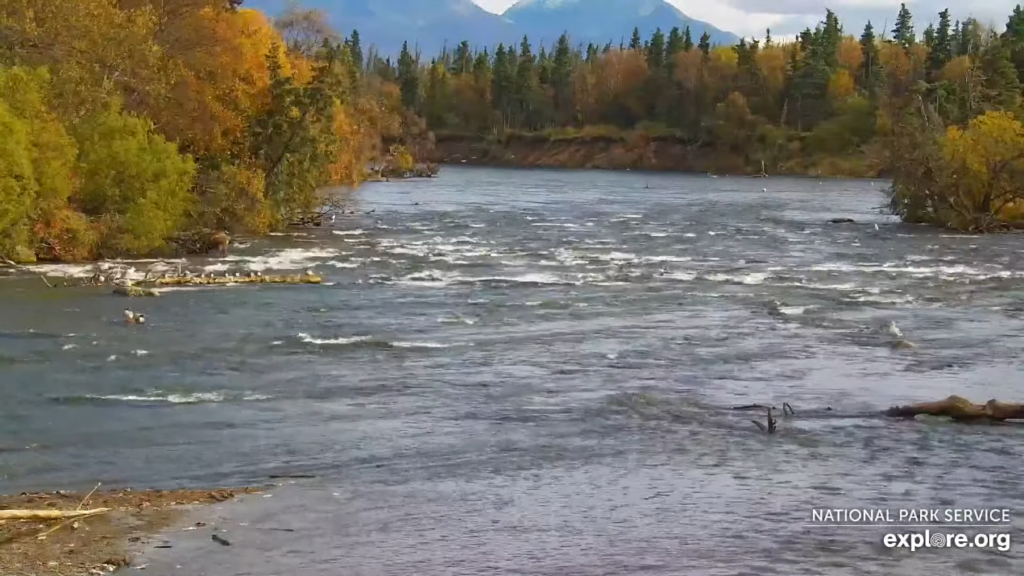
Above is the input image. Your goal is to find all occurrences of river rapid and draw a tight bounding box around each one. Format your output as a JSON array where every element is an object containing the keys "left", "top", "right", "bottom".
[{"left": 1, "top": 166, "right": 1023, "bottom": 575}]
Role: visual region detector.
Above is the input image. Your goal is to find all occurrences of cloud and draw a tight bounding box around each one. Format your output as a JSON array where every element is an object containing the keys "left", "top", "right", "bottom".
[
  {"left": 705, "top": 1, "right": 1017, "bottom": 36},
  {"left": 474, "top": 0, "right": 1019, "bottom": 39},
  {"left": 474, "top": 0, "right": 516, "bottom": 12}
]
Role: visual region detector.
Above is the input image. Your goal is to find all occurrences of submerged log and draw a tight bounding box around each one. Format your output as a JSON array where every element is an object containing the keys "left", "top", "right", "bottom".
[
  {"left": 733, "top": 397, "right": 1024, "bottom": 433},
  {"left": 112, "top": 285, "right": 160, "bottom": 297},
  {"left": 142, "top": 273, "right": 322, "bottom": 287},
  {"left": 883, "top": 395, "right": 1024, "bottom": 422}
]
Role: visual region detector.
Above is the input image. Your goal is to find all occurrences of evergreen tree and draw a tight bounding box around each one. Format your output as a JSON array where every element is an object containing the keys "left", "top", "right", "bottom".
[
  {"left": 397, "top": 41, "right": 419, "bottom": 109},
  {"left": 928, "top": 9, "right": 953, "bottom": 75},
  {"left": 537, "top": 46, "right": 550, "bottom": 85},
  {"left": 683, "top": 26, "right": 693, "bottom": 51},
  {"left": 859, "top": 21, "right": 882, "bottom": 93},
  {"left": 629, "top": 27, "right": 642, "bottom": 51},
  {"left": 1001, "top": 5, "right": 1024, "bottom": 82},
  {"left": 551, "top": 33, "right": 574, "bottom": 121},
  {"left": 818, "top": 9, "right": 842, "bottom": 68},
  {"left": 798, "top": 28, "right": 813, "bottom": 51},
  {"left": 622, "top": 27, "right": 638, "bottom": 50},
  {"left": 698, "top": 32, "right": 711, "bottom": 57},
  {"left": 472, "top": 50, "right": 491, "bottom": 84},
  {"left": 513, "top": 36, "right": 541, "bottom": 128},
  {"left": 734, "top": 38, "right": 763, "bottom": 105},
  {"left": 346, "top": 29, "right": 363, "bottom": 71},
  {"left": 647, "top": 28, "right": 666, "bottom": 70},
  {"left": 666, "top": 27, "right": 683, "bottom": 60},
  {"left": 959, "top": 18, "right": 981, "bottom": 56},
  {"left": 491, "top": 44, "right": 514, "bottom": 123},
  {"left": 979, "top": 39, "right": 1022, "bottom": 111},
  {"left": 892, "top": 3, "right": 915, "bottom": 50},
  {"left": 453, "top": 40, "right": 473, "bottom": 75},
  {"left": 951, "top": 20, "right": 963, "bottom": 55}
]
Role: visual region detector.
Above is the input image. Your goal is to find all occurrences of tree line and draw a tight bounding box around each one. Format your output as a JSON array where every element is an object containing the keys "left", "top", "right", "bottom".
[
  {"left": 0, "top": 0, "right": 427, "bottom": 263},
  {"left": 371, "top": 3, "right": 1024, "bottom": 231},
  {"left": 3, "top": 1, "right": 1022, "bottom": 265}
]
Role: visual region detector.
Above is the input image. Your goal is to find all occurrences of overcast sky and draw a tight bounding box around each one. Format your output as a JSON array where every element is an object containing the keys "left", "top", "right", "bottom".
[{"left": 474, "top": 0, "right": 1018, "bottom": 39}]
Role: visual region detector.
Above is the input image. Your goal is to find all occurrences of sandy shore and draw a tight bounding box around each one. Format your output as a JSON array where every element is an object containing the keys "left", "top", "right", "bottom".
[{"left": 0, "top": 487, "right": 262, "bottom": 575}]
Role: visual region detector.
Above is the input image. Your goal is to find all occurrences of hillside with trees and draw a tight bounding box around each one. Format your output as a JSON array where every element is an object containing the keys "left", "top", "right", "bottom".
[
  {"left": 0, "top": 0, "right": 427, "bottom": 264},
  {"left": 379, "top": 4, "right": 1024, "bottom": 231},
  {"left": 2, "top": 1, "right": 1023, "bottom": 265}
]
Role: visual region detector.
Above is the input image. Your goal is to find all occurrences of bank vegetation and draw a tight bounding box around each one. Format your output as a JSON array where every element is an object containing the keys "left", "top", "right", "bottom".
[
  {"left": 4, "top": 2, "right": 1024, "bottom": 261},
  {"left": 0, "top": 0, "right": 432, "bottom": 264},
  {"left": 393, "top": 4, "right": 1024, "bottom": 231}
]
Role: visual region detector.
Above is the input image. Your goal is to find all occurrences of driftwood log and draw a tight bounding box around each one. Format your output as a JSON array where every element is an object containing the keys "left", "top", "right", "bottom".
[
  {"left": 883, "top": 395, "right": 1024, "bottom": 422},
  {"left": 142, "top": 273, "right": 322, "bottom": 287},
  {"left": 736, "top": 396, "right": 1024, "bottom": 434},
  {"left": 112, "top": 273, "right": 323, "bottom": 295},
  {"left": 0, "top": 508, "right": 110, "bottom": 521}
]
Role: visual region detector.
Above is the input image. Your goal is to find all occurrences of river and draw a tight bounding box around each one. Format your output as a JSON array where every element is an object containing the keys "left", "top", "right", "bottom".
[{"left": 1, "top": 166, "right": 1022, "bottom": 574}]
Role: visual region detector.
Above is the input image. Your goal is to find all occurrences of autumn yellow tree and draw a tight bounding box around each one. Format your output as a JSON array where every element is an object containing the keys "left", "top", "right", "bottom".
[
  {"left": 891, "top": 111, "right": 1024, "bottom": 231},
  {"left": 0, "top": 0, "right": 397, "bottom": 262},
  {"left": 937, "top": 111, "right": 1024, "bottom": 226}
]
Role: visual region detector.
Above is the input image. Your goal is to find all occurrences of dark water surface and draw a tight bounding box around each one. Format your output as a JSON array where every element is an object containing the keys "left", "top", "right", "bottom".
[{"left": 2, "top": 166, "right": 1023, "bottom": 574}]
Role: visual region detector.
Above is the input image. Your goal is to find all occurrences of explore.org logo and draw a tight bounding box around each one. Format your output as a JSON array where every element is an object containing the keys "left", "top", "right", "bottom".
[
  {"left": 806, "top": 507, "right": 1014, "bottom": 553},
  {"left": 883, "top": 530, "right": 1011, "bottom": 552}
]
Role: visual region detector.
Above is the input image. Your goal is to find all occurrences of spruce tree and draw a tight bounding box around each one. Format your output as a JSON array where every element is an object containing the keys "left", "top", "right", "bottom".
[
  {"left": 397, "top": 41, "right": 419, "bottom": 109},
  {"left": 928, "top": 9, "right": 953, "bottom": 75},
  {"left": 698, "top": 31, "right": 711, "bottom": 57},
  {"left": 892, "top": 3, "right": 916, "bottom": 49},
  {"left": 629, "top": 27, "right": 642, "bottom": 51}
]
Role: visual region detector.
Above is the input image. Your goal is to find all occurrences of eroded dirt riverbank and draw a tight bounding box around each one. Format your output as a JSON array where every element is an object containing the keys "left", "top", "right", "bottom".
[{"left": 0, "top": 487, "right": 262, "bottom": 575}]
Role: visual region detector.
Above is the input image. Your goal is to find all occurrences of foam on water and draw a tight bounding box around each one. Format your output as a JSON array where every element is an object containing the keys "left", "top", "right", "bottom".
[
  {"left": 61, "top": 391, "right": 273, "bottom": 404},
  {"left": 296, "top": 333, "right": 456, "bottom": 349},
  {"left": 202, "top": 248, "right": 339, "bottom": 273}
]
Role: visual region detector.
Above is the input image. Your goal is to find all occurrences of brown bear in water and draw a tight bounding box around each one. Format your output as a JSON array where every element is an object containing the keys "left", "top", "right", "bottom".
[{"left": 208, "top": 230, "right": 230, "bottom": 255}]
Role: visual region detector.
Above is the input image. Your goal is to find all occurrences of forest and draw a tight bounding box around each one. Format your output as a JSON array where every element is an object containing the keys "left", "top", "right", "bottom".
[
  {"left": 383, "top": 3, "right": 1024, "bottom": 231},
  {"left": 2, "top": 3, "right": 1023, "bottom": 266},
  {"left": 0, "top": 0, "right": 425, "bottom": 264}
]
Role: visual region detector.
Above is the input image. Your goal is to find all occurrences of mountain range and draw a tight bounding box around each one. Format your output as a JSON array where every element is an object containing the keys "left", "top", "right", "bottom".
[{"left": 242, "top": 0, "right": 738, "bottom": 58}]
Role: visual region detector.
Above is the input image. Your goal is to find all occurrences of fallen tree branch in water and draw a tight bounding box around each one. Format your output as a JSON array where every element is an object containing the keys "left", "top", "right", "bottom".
[
  {"left": 882, "top": 395, "right": 1024, "bottom": 422},
  {"left": 751, "top": 407, "right": 778, "bottom": 434},
  {"left": 142, "top": 273, "right": 322, "bottom": 287},
  {"left": 734, "top": 396, "right": 1024, "bottom": 432},
  {"left": 111, "top": 273, "right": 323, "bottom": 296},
  {"left": 0, "top": 255, "right": 54, "bottom": 288},
  {"left": 733, "top": 402, "right": 798, "bottom": 415}
]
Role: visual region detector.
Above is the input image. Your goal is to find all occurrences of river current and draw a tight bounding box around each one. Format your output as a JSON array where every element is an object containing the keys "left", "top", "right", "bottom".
[{"left": 1, "top": 166, "right": 1023, "bottom": 574}]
